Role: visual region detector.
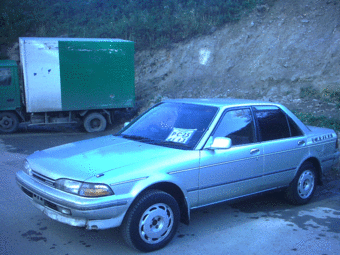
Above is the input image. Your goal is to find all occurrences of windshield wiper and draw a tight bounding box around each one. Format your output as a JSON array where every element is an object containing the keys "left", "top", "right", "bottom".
[{"left": 121, "top": 134, "right": 152, "bottom": 142}]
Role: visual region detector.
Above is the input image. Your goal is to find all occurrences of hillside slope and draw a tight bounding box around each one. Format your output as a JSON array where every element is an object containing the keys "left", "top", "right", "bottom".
[{"left": 134, "top": 0, "right": 340, "bottom": 119}]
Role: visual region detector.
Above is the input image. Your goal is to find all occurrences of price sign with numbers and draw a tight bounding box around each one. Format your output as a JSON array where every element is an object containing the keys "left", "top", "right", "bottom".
[{"left": 165, "top": 128, "right": 196, "bottom": 144}]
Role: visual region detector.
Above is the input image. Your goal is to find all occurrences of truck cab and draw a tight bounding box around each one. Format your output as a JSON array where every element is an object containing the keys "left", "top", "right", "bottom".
[{"left": 0, "top": 60, "right": 21, "bottom": 132}]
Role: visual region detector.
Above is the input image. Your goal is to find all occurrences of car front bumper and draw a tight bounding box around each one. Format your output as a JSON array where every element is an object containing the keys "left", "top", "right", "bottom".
[{"left": 16, "top": 170, "right": 130, "bottom": 230}]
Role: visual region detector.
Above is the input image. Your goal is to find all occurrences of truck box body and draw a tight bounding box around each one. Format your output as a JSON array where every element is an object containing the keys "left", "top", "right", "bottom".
[{"left": 19, "top": 37, "right": 135, "bottom": 113}]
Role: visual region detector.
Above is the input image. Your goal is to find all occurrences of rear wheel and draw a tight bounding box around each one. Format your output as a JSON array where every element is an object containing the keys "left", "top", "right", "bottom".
[
  {"left": 83, "top": 112, "right": 107, "bottom": 132},
  {"left": 0, "top": 112, "right": 19, "bottom": 133},
  {"left": 122, "top": 190, "right": 180, "bottom": 252},
  {"left": 286, "top": 162, "right": 317, "bottom": 205}
]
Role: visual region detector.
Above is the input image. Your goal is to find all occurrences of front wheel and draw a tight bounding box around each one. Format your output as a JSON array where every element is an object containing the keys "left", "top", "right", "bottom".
[
  {"left": 286, "top": 162, "right": 317, "bottom": 205},
  {"left": 122, "top": 190, "right": 180, "bottom": 252},
  {"left": 0, "top": 112, "right": 19, "bottom": 133}
]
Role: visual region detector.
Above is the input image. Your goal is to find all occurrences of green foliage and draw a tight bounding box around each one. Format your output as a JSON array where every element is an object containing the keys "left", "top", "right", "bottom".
[
  {"left": 0, "top": 1, "right": 35, "bottom": 45},
  {"left": 298, "top": 87, "right": 340, "bottom": 131},
  {"left": 300, "top": 86, "right": 340, "bottom": 107},
  {"left": 323, "top": 88, "right": 340, "bottom": 103},
  {"left": 1, "top": 0, "right": 260, "bottom": 51},
  {"left": 294, "top": 112, "right": 340, "bottom": 132},
  {"left": 299, "top": 86, "right": 320, "bottom": 99}
]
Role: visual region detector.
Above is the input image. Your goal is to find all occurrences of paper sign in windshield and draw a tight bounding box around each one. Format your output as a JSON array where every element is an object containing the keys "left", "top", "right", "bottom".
[{"left": 166, "top": 128, "right": 196, "bottom": 144}]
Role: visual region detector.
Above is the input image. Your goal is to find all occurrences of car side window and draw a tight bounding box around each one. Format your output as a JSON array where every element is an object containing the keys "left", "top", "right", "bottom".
[
  {"left": 213, "top": 109, "right": 255, "bottom": 146},
  {"left": 254, "top": 107, "right": 291, "bottom": 141}
]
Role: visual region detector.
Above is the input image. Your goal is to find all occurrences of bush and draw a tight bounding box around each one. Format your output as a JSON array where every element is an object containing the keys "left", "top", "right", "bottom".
[
  {"left": 294, "top": 112, "right": 340, "bottom": 132},
  {"left": 1, "top": 0, "right": 261, "bottom": 52},
  {"left": 0, "top": 1, "right": 35, "bottom": 45}
]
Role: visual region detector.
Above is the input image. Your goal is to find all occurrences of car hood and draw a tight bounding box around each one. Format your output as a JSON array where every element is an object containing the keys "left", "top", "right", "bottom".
[{"left": 27, "top": 135, "right": 181, "bottom": 181}]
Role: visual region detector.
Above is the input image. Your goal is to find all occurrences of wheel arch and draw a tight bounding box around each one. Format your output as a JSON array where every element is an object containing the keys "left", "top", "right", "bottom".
[
  {"left": 301, "top": 157, "right": 322, "bottom": 185},
  {"left": 7, "top": 110, "right": 21, "bottom": 119},
  {"left": 82, "top": 110, "right": 111, "bottom": 121},
  {"left": 130, "top": 182, "right": 190, "bottom": 225}
]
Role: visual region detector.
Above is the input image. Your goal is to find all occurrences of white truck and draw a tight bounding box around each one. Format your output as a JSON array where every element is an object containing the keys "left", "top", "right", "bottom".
[{"left": 0, "top": 37, "right": 135, "bottom": 133}]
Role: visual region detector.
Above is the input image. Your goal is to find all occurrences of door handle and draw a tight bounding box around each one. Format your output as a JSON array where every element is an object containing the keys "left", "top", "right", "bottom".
[
  {"left": 298, "top": 140, "right": 306, "bottom": 146},
  {"left": 250, "top": 148, "right": 260, "bottom": 154}
]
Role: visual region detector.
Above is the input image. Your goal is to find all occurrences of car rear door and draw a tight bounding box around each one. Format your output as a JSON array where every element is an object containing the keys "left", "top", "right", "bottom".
[{"left": 253, "top": 106, "right": 309, "bottom": 190}]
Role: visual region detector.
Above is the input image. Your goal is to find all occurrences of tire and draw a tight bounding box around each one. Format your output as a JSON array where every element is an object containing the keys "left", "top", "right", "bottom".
[
  {"left": 286, "top": 162, "right": 317, "bottom": 205},
  {"left": 122, "top": 190, "right": 180, "bottom": 252},
  {"left": 83, "top": 112, "right": 107, "bottom": 132},
  {"left": 0, "top": 112, "right": 19, "bottom": 133}
]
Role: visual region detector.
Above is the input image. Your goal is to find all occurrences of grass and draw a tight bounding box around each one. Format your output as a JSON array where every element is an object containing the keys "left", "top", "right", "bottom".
[
  {"left": 299, "top": 86, "right": 320, "bottom": 99},
  {"left": 298, "top": 87, "right": 340, "bottom": 130}
]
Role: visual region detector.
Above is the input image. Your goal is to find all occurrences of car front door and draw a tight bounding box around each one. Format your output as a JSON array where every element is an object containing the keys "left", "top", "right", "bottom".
[{"left": 198, "top": 108, "right": 264, "bottom": 206}]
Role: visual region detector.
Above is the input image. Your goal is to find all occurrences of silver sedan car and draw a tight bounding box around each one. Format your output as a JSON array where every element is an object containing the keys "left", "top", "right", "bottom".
[{"left": 16, "top": 98, "right": 339, "bottom": 252}]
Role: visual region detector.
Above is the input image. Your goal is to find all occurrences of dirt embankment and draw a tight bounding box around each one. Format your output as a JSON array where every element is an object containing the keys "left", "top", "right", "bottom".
[{"left": 134, "top": 0, "right": 340, "bottom": 118}]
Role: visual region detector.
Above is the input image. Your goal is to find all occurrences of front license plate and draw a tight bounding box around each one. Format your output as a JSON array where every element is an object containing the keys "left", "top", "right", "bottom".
[{"left": 32, "top": 193, "right": 45, "bottom": 206}]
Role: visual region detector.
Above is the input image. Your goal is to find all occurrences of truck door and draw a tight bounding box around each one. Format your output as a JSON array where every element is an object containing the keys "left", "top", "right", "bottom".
[{"left": 0, "top": 61, "right": 21, "bottom": 111}]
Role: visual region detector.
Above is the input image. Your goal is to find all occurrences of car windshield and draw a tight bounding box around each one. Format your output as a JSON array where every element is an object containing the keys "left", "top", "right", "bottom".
[{"left": 116, "top": 102, "right": 218, "bottom": 150}]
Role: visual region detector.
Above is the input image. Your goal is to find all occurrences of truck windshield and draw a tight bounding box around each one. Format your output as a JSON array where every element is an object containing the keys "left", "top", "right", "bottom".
[
  {"left": 117, "top": 102, "right": 218, "bottom": 150},
  {"left": 0, "top": 68, "right": 12, "bottom": 86}
]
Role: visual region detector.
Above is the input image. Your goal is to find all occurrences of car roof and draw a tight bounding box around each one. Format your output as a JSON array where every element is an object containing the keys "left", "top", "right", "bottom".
[{"left": 164, "top": 98, "right": 279, "bottom": 108}]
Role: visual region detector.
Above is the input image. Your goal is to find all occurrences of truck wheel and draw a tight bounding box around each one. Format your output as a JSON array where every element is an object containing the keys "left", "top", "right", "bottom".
[
  {"left": 83, "top": 113, "right": 107, "bottom": 132},
  {"left": 122, "top": 190, "right": 180, "bottom": 252},
  {"left": 0, "top": 112, "right": 19, "bottom": 133},
  {"left": 286, "top": 162, "right": 316, "bottom": 205}
]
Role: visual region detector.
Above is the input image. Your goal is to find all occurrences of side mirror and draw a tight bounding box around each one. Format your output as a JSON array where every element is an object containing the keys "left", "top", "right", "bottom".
[{"left": 208, "top": 137, "right": 232, "bottom": 150}]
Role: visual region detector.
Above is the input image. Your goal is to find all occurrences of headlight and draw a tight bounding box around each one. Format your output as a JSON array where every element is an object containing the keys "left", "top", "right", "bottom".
[
  {"left": 54, "top": 179, "right": 82, "bottom": 195},
  {"left": 54, "top": 179, "right": 114, "bottom": 197},
  {"left": 24, "top": 160, "right": 32, "bottom": 175}
]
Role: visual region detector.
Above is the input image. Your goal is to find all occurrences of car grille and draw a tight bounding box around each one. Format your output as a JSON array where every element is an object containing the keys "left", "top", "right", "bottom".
[{"left": 32, "top": 171, "right": 55, "bottom": 187}]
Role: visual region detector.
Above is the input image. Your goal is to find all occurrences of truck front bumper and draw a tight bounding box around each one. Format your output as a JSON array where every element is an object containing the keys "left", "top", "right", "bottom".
[{"left": 334, "top": 150, "right": 340, "bottom": 169}]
